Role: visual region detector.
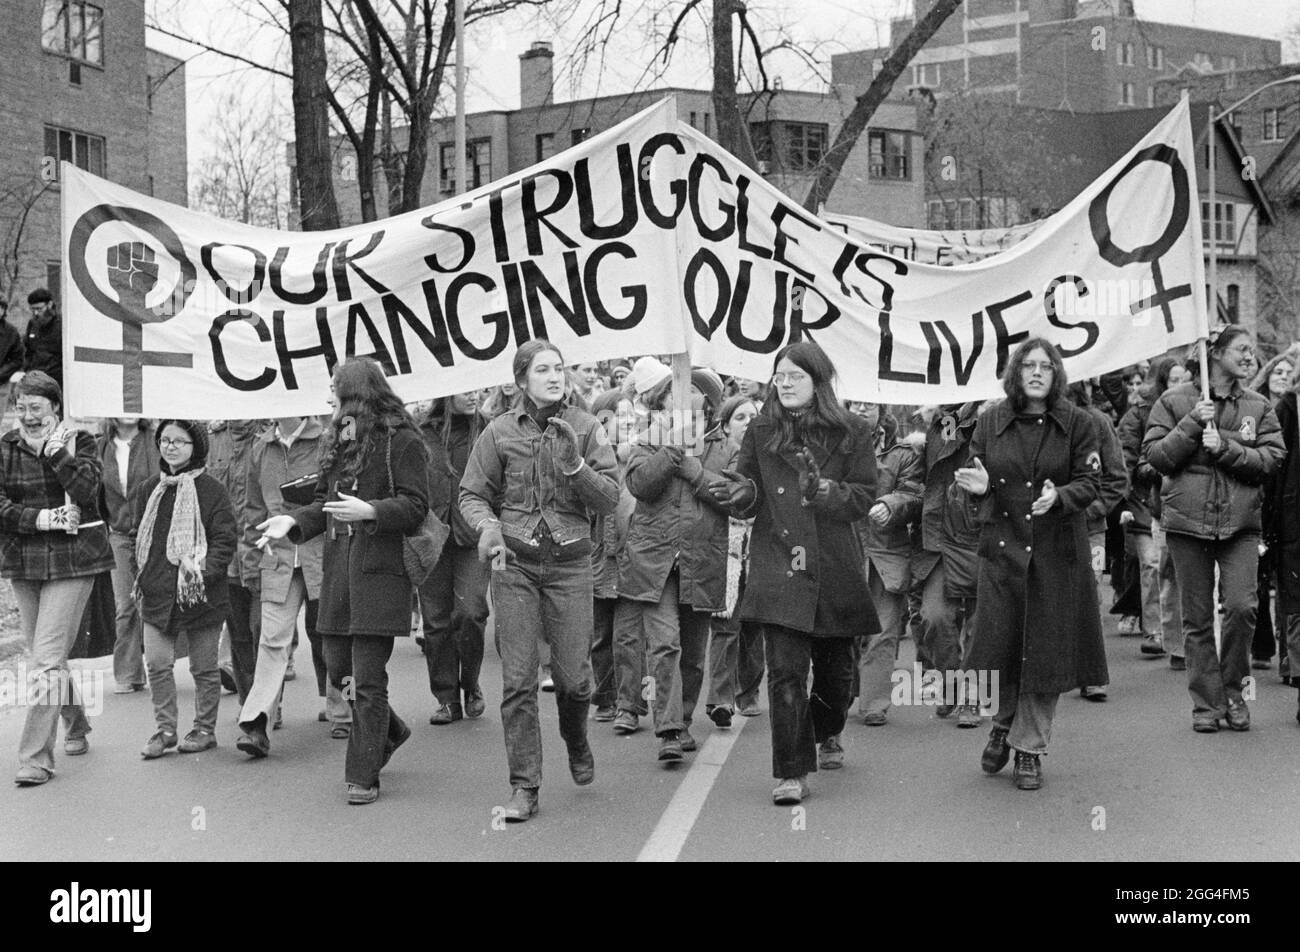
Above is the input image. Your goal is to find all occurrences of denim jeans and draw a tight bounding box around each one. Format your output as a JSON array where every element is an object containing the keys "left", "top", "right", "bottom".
[
  {"left": 619, "top": 570, "right": 709, "bottom": 736},
  {"left": 859, "top": 564, "right": 907, "bottom": 716},
  {"left": 1166, "top": 530, "right": 1259, "bottom": 717},
  {"left": 763, "top": 624, "right": 854, "bottom": 779},
  {"left": 143, "top": 619, "right": 222, "bottom": 736},
  {"left": 992, "top": 677, "right": 1059, "bottom": 756},
  {"left": 109, "top": 531, "right": 145, "bottom": 688},
  {"left": 492, "top": 553, "right": 593, "bottom": 789},
  {"left": 613, "top": 596, "right": 648, "bottom": 716},
  {"left": 706, "top": 576, "right": 765, "bottom": 711},
  {"left": 592, "top": 596, "right": 617, "bottom": 709},
  {"left": 418, "top": 543, "right": 489, "bottom": 707},
  {"left": 225, "top": 581, "right": 260, "bottom": 705},
  {"left": 321, "top": 634, "right": 407, "bottom": 788},
  {"left": 305, "top": 600, "right": 350, "bottom": 725},
  {"left": 919, "top": 559, "right": 962, "bottom": 675},
  {"left": 1151, "top": 520, "right": 1184, "bottom": 657},
  {"left": 11, "top": 577, "right": 95, "bottom": 774}
]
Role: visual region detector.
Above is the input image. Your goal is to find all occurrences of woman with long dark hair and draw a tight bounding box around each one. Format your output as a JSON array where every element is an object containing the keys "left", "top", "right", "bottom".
[
  {"left": 460, "top": 340, "right": 620, "bottom": 822},
  {"left": 709, "top": 340, "right": 877, "bottom": 806},
  {"left": 254, "top": 357, "right": 430, "bottom": 804},
  {"left": 1144, "top": 326, "right": 1285, "bottom": 733},
  {"left": 418, "top": 390, "right": 490, "bottom": 724},
  {"left": 956, "top": 338, "right": 1106, "bottom": 791}
]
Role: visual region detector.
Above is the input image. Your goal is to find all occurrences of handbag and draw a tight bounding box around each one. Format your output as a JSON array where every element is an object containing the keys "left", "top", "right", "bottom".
[
  {"left": 279, "top": 472, "right": 320, "bottom": 507},
  {"left": 386, "top": 430, "right": 450, "bottom": 585}
]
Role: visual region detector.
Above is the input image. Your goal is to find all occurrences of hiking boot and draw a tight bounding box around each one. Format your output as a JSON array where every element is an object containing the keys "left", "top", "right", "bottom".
[
  {"left": 772, "top": 776, "right": 809, "bottom": 805},
  {"left": 1013, "top": 750, "right": 1042, "bottom": 791},
  {"left": 429, "top": 703, "right": 463, "bottom": 725},
  {"left": 981, "top": 727, "right": 1010, "bottom": 774},
  {"left": 502, "top": 786, "right": 538, "bottom": 822},
  {"left": 1192, "top": 712, "right": 1220, "bottom": 733},
  {"left": 658, "top": 731, "right": 684, "bottom": 762},
  {"left": 817, "top": 734, "right": 845, "bottom": 770},
  {"left": 612, "top": 710, "right": 639, "bottom": 734}
]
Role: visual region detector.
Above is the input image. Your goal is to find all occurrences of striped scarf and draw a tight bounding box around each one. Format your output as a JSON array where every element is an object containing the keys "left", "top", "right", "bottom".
[{"left": 133, "top": 469, "right": 208, "bottom": 608}]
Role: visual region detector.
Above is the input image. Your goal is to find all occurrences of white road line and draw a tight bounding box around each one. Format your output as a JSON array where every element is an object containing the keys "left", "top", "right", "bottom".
[{"left": 636, "top": 716, "right": 748, "bottom": 863}]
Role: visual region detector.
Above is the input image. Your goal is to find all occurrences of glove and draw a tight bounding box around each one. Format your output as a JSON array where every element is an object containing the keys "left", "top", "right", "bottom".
[
  {"left": 793, "top": 446, "right": 823, "bottom": 502},
  {"left": 708, "top": 470, "right": 757, "bottom": 511},
  {"left": 677, "top": 454, "right": 704, "bottom": 484},
  {"left": 547, "top": 417, "right": 583, "bottom": 475},
  {"left": 477, "top": 520, "right": 506, "bottom": 564},
  {"left": 36, "top": 505, "right": 78, "bottom": 532},
  {"left": 43, "top": 427, "right": 76, "bottom": 458}
]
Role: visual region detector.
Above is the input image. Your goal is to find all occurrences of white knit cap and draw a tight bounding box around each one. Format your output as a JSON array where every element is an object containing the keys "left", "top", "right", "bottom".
[{"left": 625, "top": 356, "right": 672, "bottom": 396}]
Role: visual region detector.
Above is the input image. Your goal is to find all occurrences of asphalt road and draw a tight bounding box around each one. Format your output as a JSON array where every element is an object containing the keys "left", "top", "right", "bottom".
[{"left": 3, "top": 615, "right": 1299, "bottom": 862}]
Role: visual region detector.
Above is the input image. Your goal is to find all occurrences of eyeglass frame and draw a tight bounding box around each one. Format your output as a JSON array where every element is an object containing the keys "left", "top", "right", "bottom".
[{"left": 159, "top": 437, "right": 193, "bottom": 448}]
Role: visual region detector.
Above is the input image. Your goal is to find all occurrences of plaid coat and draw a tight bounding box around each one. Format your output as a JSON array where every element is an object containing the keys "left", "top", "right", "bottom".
[{"left": 0, "top": 428, "right": 115, "bottom": 580}]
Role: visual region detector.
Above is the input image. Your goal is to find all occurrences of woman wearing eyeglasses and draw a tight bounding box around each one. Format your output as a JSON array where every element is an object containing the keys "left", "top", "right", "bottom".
[
  {"left": 955, "top": 338, "right": 1107, "bottom": 791},
  {"left": 1142, "top": 326, "right": 1285, "bottom": 733},
  {"left": 709, "top": 341, "right": 877, "bottom": 806}
]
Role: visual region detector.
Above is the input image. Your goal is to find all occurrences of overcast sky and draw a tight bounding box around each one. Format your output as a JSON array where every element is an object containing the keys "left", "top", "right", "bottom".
[{"left": 146, "top": 0, "right": 1300, "bottom": 190}]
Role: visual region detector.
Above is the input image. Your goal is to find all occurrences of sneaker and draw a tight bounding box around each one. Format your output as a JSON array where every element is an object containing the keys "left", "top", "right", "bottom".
[
  {"left": 981, "top": 727, "right": 1011, "bottom": 774},
  {"left": 956, "top": 704, "right": 981, "bottom": 728},
  {"left": 707, "top": 704, "right": 734, "bottom": 728},
  {"left": 347, "top": 783, "right": 379, "bottom": 805},
  {"left": 658, "top": 731, "right": 684, "bottom": 762},
  {"left": 178, "top": 730, "right": 217, "bottom": 753},
  {"left": 592, "top": 704, "right": 617, "bottom": 723},
  {"left": 540, "top": 673, "right": 555, "bottom": 693},
  {"left": 429, "top": 703, "right": 463, "bottom": 725},
  {"left": 283, "top": 658, "right": 296, "bottom": 682},
  {"left": 1169, "top": 655, "right": 1186, "bottom": 671},
  {"left": 612, "top": 710, "right": 639, "bottom": 734},
  {"left": 1225, "top": 698, "right": 1251, "bottom": 731},
  {"left": 1140, "top": 633, "right": 1166, "bottom": 656},
  {"left": 862, "top": 710, "right": 888, "bottom": 727},
  {"left": 1012, "top": 750, "right": 1042, "bottom": 791},
  {"left": 1192, "top": 713, "right": 1220, "bottom": 733},
  {"left": 64, "top": 736, "right": 89, "bottom": 756},
  {"left": 817, "top": 734, "right": 845, "bottom": 770},
  {"left": 463, "top": 689, "right": 486, "bottom": 720},
  {"left": 680, "top": 727, "right": 697, "bottom": 752},
  {"left": 14, "top": 765, "right": 52, "bottom": 786},
  {"left": 502, "top": 786, "right": 539, "bottom": 822},
  {"left": 772, "top": 776, "right": 809, "bottom": 805},
  {"left": 141, "top": 731, "right": 178, "bottom": 759}
]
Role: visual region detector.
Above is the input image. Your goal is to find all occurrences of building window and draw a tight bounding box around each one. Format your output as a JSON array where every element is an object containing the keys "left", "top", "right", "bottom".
[
  {"left": 46, "top": 264, "right": 61, "bottom": 305},
  {"left": 1193, "top": 51, "right": 1213, "bottom": 72},
  {"left": 1146, "top": 45, "right": 1164, "bottom": 70},
  {"left": 1264, "top": 108, "right": 1285, "bottom": 142},
  {"left": 912, "top": 62, "right": 941, "bottom": 87},
  {"left": 868, "top": 129, "right": 910, "bottom": 180},
  {"left": 41, "top": 1, "right": 103, "bottom": 65},
  {"left": 42, "top": 124, "right": 105, "bottom": 180},
  {"left": 571, "top": 128, "right": 593, "bottom": 145},
  {"left": 438, "top": 138, "right": 492, "bottom": 193},
  {"left": 1200, "top": 200, "right": 1237, "bottom": 246},
  {"left": 1119, "top": 82, "right": 1134, "bottom": 106},
  {"left": 1117, "top": 42, "right": 1134, "bottom": 67},
  {"left": 535, "top": 133, "right": 555, "bottom": 163},
  {"left": 688, "top": 111, "right": 713, "bottom": 135},
  {"left": 786, "top": 122, "right": 827, "bottom": 172},
  {"left": 1147, "top": 87, "right": 1155, "bottom": 108},
  {"left": 1225, "top": 283, "right": 1239, "bottom": 322}
]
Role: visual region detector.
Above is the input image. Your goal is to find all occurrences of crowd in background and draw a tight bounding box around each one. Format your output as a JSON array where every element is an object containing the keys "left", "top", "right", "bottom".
[{"left": 5, "top": 296, "right": 1298, "bottom": 813}]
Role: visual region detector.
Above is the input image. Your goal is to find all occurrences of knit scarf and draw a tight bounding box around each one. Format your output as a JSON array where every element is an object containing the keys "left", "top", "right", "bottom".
[{"left": 133, "top": 468, "right": 208, "bottom": 608}]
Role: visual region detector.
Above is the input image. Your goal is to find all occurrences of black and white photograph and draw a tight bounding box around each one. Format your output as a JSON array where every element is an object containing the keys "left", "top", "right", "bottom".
[{"left": 1, "top": 0, "right": 1298, "bottom": 898}]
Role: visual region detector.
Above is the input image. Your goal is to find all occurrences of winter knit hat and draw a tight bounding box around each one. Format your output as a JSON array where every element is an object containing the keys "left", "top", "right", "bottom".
[
  {"left": 26, "top": 288, "right": 52, "bottom": 306},
  {"left": 623, "top": 356, "right": 672, "bottom": 398},
  {"left": 155, "top": 419, "right": 210, "bottom": 472}
]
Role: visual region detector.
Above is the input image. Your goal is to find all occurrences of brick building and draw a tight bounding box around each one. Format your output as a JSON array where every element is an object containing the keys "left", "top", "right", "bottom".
[
  {"left": 0, "top": 0, "right": 187, "bottom": 324},
  {"left": 322, "top": 40, "right": 925, "bottom": 228}
]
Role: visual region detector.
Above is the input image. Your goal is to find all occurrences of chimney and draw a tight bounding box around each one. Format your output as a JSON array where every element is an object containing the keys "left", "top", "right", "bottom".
[{"left": 520, "top": 41, "right": 554, "bottom": 109}]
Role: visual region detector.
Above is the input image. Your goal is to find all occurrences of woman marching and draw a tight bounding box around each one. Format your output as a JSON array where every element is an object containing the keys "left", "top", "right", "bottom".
[
  {"left": 709, "top": 341, "right": 878, "bottom": 806},
  {"left": 254, "top": 358, "right": 430, "bottom": 804},
  {"left": 955, "top": 338, "right": 1107, "bottom": 791},
  {"left": 133, "top": 420, "right": 238, "bottom": 759},
  {"left": 460, "top": 340, "right": 620, "bottom": 822},
  {"left": 3, "top": 372, "right": 115, "bottom": 786}
]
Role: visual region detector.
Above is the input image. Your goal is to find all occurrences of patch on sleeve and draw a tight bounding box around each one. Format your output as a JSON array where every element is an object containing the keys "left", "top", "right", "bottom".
[
  {"left": 1086, "top": 451, "right": 1101, "bottom": 471},
  {"left": 1239, "top": 416, "right": 1256, "bottom": 442}
]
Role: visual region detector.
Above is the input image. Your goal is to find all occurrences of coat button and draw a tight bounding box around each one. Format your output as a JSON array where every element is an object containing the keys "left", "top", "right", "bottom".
[
  {"left": 1002, "top": 511, "right": 1009, "bottom": 517},
  {"left": 1025, "top": 482, "right": 1032, "bottom": 488},
  {"left": 999, "top": 478, "right": 1006, "bottom": 484},
  {"left": 998, "top": 540, "right": 1005, "bottom": 547},
  {"left": 777, "top": 487, "right": 785, "bottom": 495},
  {"left": 786, "top": 570, "right": 794, "bottom": 577},
  {"left": 781, "top": 529, "right": 789, "bottom": 537},
  {"left": 1025, "top": 514, "right": 1032, "bottom": 521},
  {"left": 1025, "top": 545, "right": 1032, "bottom": 552}
]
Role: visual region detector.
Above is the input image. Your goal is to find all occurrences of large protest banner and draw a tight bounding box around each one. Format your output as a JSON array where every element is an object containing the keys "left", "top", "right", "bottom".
[
  {"left": 63, "top": 96, "right": 1206, "bottom": 415},
  {"left": 678, "top": 95, "right": 1207, "bottom": 403},
  {"left": 821, "top": 211, "right": 1039, "bottom": 265},
  {"left": 61, "top": 100, "right": 691, "bottom": 417}
]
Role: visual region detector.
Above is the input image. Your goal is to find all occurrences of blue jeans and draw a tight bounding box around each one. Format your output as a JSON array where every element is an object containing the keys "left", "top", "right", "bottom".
[
  {"left": 592, "top": 597, "right": 617, "bottom": 709},
  {"left": 1166, "top": 530, "right": 1258, "bottom": 717},
  {"left": 859, "top": 564, "right": 907, "bottom": 716},
  {"left": 707, "top": 575, "right": 765, "bottom": 711},
  {"left": 992, "top": 678, "right": 1059, "bottom": 755},
  {"left": 419, "top": 543, "right": 489, "bottom": 707},
  {"left": 618, "top": 570, "right": 709, "bottom": 736},
  {"left": 321, "top": 634, "right": 406, "bottom": 788},
  {"left": 613, "top": 596, "right": 648, "bottom": 716},
  {"left": 109, "top": 531, "right": 145, "bottom": 688},
  {"left": 144, "top": 620, "right": 222, "bottom": 736},
  {"left": 492, "top": 553, "right": 593, "bottom": 789}
]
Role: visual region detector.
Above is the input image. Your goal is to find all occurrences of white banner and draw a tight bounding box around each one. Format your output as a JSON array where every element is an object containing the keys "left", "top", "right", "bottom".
[
  {"left": 822, "top": 211, "right": 1039, "bottom": 265},
  {"left": 63, "top": 97, "right": 1206, "bottom": 414},
  {"left": 61, "top": 100, "right": 690, "bottom": 417},
  {"left": 680, "top": 96, "right": 1207, "bottom": 402}
]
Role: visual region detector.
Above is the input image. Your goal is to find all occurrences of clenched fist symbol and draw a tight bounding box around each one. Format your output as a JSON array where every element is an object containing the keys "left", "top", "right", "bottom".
[{"left": 106, "top": 241, "right": 159, "bottom": 317}]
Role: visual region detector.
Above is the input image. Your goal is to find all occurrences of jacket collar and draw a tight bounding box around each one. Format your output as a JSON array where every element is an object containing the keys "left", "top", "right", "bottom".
[
  {"left": 992, "top": 398, "right": 1073, "bottom": 435},
  {"left": 262, "top": 418, "right": 324, "bottom": 444},
  {"left": 513, "top": 394, "right": 572, "bottom": 425}
]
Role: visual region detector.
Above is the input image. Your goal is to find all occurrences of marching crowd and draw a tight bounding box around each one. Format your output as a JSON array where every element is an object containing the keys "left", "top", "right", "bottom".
[{"left": 5, "top": 288, "right": 1299, "bottom": 817}]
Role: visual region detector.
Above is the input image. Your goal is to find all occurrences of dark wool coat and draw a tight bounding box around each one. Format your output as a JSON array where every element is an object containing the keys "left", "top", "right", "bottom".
[
  {"left": 732, "top": 414, "right": 879, "bottom": 638},
  {"left": 618, "top": 429, "right": 734, "bottom": 611},
  {"left": 288, "top": 425, "right": 429, "bottom": 637},
  {"left": 963, "top": 400, "right": 1109, "bottom": 693},
  {"left": 1116, "top": 397, "right": 1158, "bottom": 531},
  {"left": 0, "top": 429, "right": 115, "bottom": 581},
  {"left": 130, "top": 472, "right": 237, "bottom": 633},
  {"left": 1266, "top": 392, "right": 1300, "bottom": 613}
]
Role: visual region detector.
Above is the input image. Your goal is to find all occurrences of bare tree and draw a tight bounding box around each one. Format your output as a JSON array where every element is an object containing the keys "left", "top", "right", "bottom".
[
  {"left": 191, "top": 92, "right": 289, "bottom": 227},
  {"left": 0, "top": 175, "right": 55, "bottom": 310},
  {"left": 288, "top": 0, "right": 342, "bottom": 230}
]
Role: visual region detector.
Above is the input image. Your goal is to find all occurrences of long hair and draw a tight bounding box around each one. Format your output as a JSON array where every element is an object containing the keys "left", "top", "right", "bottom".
[
  {"left": 760, "top": 340, "right": 856, "bottom": 456},
  {"left": 1250, "top": 343, "right": 1300, "bottom": 395},
  {"left": 424, "top": 393, "right": 483, "bottom": 478},
  {"left": 318, "top": 357, "right": 417, "bottom": 480},
  {"left": 1003, "top": 337, "right": 1068, "bottom": 412},
  {"left": 1139, "top": 355, "right": 1183, "bottom": 403}
]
